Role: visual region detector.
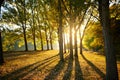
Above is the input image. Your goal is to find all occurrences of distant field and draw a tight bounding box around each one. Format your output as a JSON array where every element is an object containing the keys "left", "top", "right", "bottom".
[{"left": 0, "top": 50, "right": 120, "bottom": 80}]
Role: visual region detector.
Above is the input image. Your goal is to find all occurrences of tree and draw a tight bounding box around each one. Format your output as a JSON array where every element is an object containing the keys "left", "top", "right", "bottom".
[
  {"left": 58, "top": 0, "right": 64, "bottom": 61},
  {"left": 23, "top": 0, "right": 28, "bottom": 51},
  {"left": 98, "top": 0, "right": 118, "bottom": 79},
  {"left": 14, "top": 0, "right": 28, "bottom": 51},
  {"left": 31, "top": 0, "right": 37, "bottom": 51},
  {"left": 0, "top": 0, "right": 4, "bottom": 65},
  {"left": 36, "top": 5, "right": 44, "bottom": 50},
  {"left": 0, "top": 29, "right": 4, "bottom": 65}
]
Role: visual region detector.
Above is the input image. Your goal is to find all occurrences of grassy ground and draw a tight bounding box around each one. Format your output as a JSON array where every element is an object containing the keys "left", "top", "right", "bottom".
[{"left": 0, "top": 50, "right": 120, "bottom": 80}]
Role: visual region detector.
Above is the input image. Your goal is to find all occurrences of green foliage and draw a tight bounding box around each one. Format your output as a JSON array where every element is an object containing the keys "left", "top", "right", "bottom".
[
  {"left": 2, "top": 28, "right": 23, "bottom": 51},
  {"left": 83, "top": 22, "right": 104, "bottom": 52}
]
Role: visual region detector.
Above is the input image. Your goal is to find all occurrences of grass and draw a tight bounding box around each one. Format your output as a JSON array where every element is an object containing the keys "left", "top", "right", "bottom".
[{"left": 0, "top": 50, "right": 120, "bottom": 80}]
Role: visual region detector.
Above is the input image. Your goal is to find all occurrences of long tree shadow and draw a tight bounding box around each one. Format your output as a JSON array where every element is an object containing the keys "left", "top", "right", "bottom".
[
  {"left": 4, "top": 51, "right": 48, "bottom": 61},
  {"left": 62, "top": 57, "right": 73, "bottom": 80},
  {"left": 44, "top": 55, "right": 69, "bottom": 80},
  {"left": 75, "top": 57, "right": 84, "bottom": 80},
  {"left": 1, "top": 54, "right": 59, "bottom": 80},
  {"left": 81, "top": 54, "right": 105, "bottom": 79}
]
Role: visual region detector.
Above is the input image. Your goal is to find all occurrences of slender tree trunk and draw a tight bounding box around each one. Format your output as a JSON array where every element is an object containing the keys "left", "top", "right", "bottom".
[
  {"left": 39, "top": 28, "right": 43, "bottom": 51},
  {"left": 31, "top": 3, "right": 36, "bottom": 51},
  {"left": 69, "top": 1, "right": 73, "bottom": 59},
  {"left": 0, "top": 30, "right": 4, "bottom": 65},
  {"left": 33, "top": 29, "right": 36, "bottom": 51},
  {"left": 49, "top": 27, "right": 53, "bottom": 50},
  {"left": 0, "top": 4, "right": 4, "bottom": 65},
  {"left": 74, "top": 28, "right": 78, "bottom": 57},
  {"left": 67, "top": 35, "right": 69, "bottom": 53},
  {"left": 80, "top": 39, "right": 82, "bottom": 54},
  {"left": 79, "top": 29, "right": 82, "bottom": 54},
  {"left": 70, "top": 24, "right": 73, "bottom": 59},
  {"left": 22, "top": 26, "right": 28, "bottom": 51},
  {"left": 23, "top": 0, "right": 28, "bottom": 51},
  {"left": 58, "top": 0, "right": 64, "bottom": 62},
  {"left": 36, "top": 9, "right": 43, "bottom": 51},
  {"left": 79, "top": 13, "right": 91, "bottom": 54},
  {"left": 98, "top": 0, "right": 118, "bottom": 79},
  {"left": 63, "top": 33, "right": 66, "bottom": 53},
  {"left": 45, "top": 26, "right": 49, "bottom": 50}
]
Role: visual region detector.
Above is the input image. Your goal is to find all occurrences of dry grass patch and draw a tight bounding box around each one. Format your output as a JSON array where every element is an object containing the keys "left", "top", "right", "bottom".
[{"left": 0, "top": 50, "right": 120, "bottom": 80}]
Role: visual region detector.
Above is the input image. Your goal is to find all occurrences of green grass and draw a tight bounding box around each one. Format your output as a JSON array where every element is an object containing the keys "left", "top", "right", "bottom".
[{"left": 0, "top": 50, "right": 120, "bottom": 80}]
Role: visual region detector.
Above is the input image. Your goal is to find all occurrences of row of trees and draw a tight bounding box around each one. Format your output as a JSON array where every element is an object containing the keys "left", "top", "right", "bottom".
[{"left": 0, "top": 0, "right": 119, "bottom": 79}]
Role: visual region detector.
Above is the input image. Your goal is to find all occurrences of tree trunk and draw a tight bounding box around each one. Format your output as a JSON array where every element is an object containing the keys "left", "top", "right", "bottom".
[
  {"left": 36, "top": 8, "right": 43, "bottom": 51},
  {"left": 98, "top": 0, "right": 118, "bottom": 79},
  {"left": 45, "top": 26, "right": 49, "bottom": 50},
  {"left": 63, "top": 33, "right": 66, "bottom": 53},
  {"left": 67, "top": 35, "right": 69, "bottom": 53},
  {"left": 69, "top": 1, "right": 73, "bottom": 59},
  {"left": 23, "top": 26, "right": 28, "bottom": 51},
  {"left": 58, "top": 0, "right": 64, "bottom": 62},
  {"left": 39, "top": 28, "right": 43, "bottom": 51},
  {"left": 0, "top": 4, "right": 4, "bottom": 65},
  {"left": 49, "top": 27, "right": 53, "bottom": 50},
  {"left": 23, "top": 0, "right": 28, "bottom": 51},
  {"left": 31, "top": 3, "right": 36, "bottom": 51},
  {"left": 0, "top": 30, "right": 4, "bottom": 65},
  {"left": 79, "top": 30, "right": 82, "bottom": 54},
  {"left": 80, "top": 13, "right": 91, "bottom": 54},
  {"left": 33, "top": 30, "right": 36, "bottom": 51},
  {"left": 74, "top": 28, "right": 78, "bottom": 57},
  {"left": 80, "top": 38, "right": 82, "bottom": 54}
]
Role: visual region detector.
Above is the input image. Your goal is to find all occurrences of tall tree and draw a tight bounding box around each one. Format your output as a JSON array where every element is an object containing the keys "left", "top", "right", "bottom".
[
  {"left": 36, "top": 5, "right": 44, "bottom": 50},
  {"left": 69, "top": 0, "right": 73, "bottom": 59},
  {"left": 23, "top": 0, "right": 28, "bottom": 51},
  {"left": 15, "top": 0, "right": 28, "bottom": 51},
  {"left": 0, "top": 29, "right": 4, "bottom": 65},
  {"left": 0, "top": 0, "right": 4, "bottom": 65},
  {"left": 98, "top": 0, "right": 118, "bottom": 79},
  {"left": 49, "top": 26, "right": 53, "bottom": 50},
  {"left": 58, "top": 0, "right": 64, "bottom": 61},
  {"left": 31, "top": 0, "right": 37, "bottom": 51}
]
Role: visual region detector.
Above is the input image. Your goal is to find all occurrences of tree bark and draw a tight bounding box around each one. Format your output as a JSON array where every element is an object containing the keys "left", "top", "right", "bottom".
[
  {"left": 39, "top": 28, "right": 43, "bottom": 51},
  {"left": 0, "top": 30, "right": 4, "bottom": 65},
  {"left": 22, "top": 25, "right": 28, "bottom": 51},
  {"left": 45, "top": 26, "right": 49, "bottom": 50},
  {"left": 98, "top": 0, "right": 118, "bottom": 79},
  {"left": 23, "top": 0, "right": 28, "bottom": 51},
  {"left": 0, "top": 3, "right": 4, "bottom": 65},
  {"left": 79, "top": 29, "right": 82, "bottom": 54},
  {"left": 74, "top": 28, "right": 78, "bottom": 57},
  {"left": 49, "top": 27, "right": 53, "bottom": 50},
  {"left": 80, "top": 17, "right": 91, "bottom": 54},
  {"left": 63, "top": 33, "right": 66, "bottom": 53},
  {"left": 33, "top": 29, "right": 36, "bottom": 51},
  {"left": 58, "top": 0, "right": 64, "bottom": 62},
  {"left": 80, "top": 37, "right": 82, "bottom": 54},
  {"left": 31, "top": 2, "right": 36, "bottom": 51},
  {"left": 36, "top": 8, "right": 43, "bottom": 51},
  {"left": 69, "top": 1, "right": 73, "bottom": 59}
]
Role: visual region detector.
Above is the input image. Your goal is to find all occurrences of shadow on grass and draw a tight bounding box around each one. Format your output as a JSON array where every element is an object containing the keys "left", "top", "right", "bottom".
[
  {"left": 1, "top": 54, "right": 59, "bottom": 80},
  {"left": 3, "top": 51, "right": 47, "bottom": 61},
  {"left": 3, "top": 52, "right": 29, "bottom": 60},
  {"left": 62, "top": 57, "right": 73, "bottom": 80},
  {"left": 4, "top": 51, "right": 38, "bottom": 57},
  {"left": 81, "top": 54, "right": 105, "bottom": 79},
  {"left": 75, "top": 57, "right": 84, "bottom": 80},
  {"left": 44, "top": 55, "right": 69, "bottom": 80}
]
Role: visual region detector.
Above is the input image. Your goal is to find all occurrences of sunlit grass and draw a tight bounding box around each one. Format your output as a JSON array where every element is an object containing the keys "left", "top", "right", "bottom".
[{"left": 0, "top": 50, "right": 120, "bottom": 80}]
